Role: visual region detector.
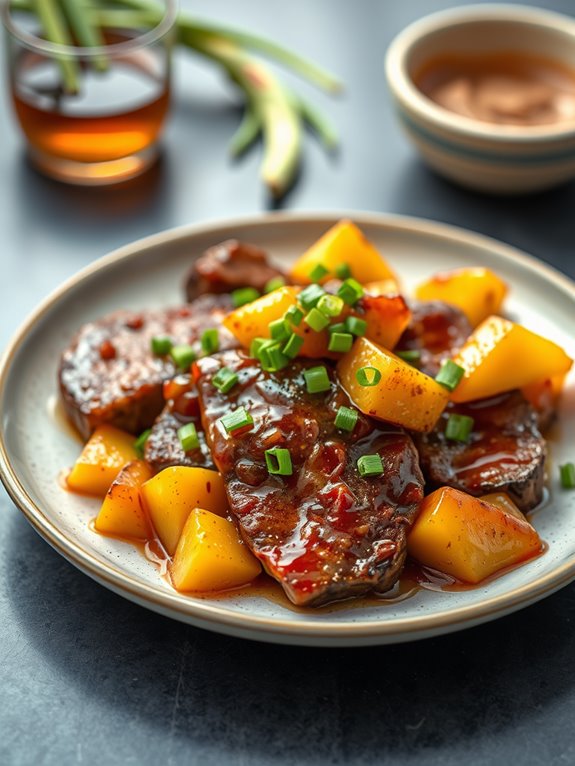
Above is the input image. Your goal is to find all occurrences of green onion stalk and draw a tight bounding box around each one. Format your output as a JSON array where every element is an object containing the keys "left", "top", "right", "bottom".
[{"left": 10, "top": 0, "right": 342, "bottom": 197}]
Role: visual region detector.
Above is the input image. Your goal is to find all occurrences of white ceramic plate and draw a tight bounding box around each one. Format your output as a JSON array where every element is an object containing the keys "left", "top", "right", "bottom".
[{"left": 1, "top": 212, "right": 574, "bottom": 646}]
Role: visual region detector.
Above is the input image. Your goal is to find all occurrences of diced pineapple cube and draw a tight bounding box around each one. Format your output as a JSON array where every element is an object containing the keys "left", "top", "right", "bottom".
[{"left": 170, "top": 509, "right": 261, "bottom": 592}]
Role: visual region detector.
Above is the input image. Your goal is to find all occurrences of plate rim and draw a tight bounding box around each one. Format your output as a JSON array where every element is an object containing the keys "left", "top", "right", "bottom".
[{"left": 2, "top": 209, "right": 574, "bottom": 644}]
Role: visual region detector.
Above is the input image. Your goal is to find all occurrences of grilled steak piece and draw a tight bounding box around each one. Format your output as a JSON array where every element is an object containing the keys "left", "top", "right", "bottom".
[
  {"left": 185, "top": 240, "right": 286, "bottom": 301},
  {"left": 396, "top": 300, "right": 472, "bottom": 376},
  {"left": 414, "top": 391, "right": 546, "bottom": 512},
  {"left": 195, "top": 350, "right": 424, "bottom": 607},
  {"left": 59, "top": 294, "right": 236, "bottom": 440},
  {"left": 145, "top": 374, "right": 214, "bottom": 471}
]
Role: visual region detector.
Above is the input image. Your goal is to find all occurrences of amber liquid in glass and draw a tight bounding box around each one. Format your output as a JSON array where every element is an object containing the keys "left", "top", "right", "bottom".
[{"left": 12, "top": 31, "right": 169, "bottom": 166}]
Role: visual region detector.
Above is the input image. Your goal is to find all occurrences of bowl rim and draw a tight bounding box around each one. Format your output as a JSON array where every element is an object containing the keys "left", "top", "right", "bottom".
[{"left": 385, "top": 3, "right": 575, "bottom": 144}]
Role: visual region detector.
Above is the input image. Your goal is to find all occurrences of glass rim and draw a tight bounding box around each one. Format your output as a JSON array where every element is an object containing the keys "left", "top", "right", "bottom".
[{"left": 1, "top": 0, "right": 178, "bottom": 57}]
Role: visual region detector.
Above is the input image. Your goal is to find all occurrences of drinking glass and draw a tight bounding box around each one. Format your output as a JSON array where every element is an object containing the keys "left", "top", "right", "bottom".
[{"left": 2, "top": 0, "right": 177, "bottom": 184}]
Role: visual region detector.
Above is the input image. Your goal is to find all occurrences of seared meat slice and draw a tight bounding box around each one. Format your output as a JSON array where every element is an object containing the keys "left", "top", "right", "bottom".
[
  {"left": 145, "top": 374, "right": 214, "bottom": 471},
  {"left": 195, "top": 351, "right": 424, "bottom": 607},
  {"left": 414, "top": 391, "right": 546, "bottom": 512},
  {"left": 59, "top": 295, "right": 236, "bottom": 440},
  {"left": 396, "top": 300, "right": 472, "bottom": 376},
  {"left": 185, "top": 240, "right": 286, "bottom": 301}
]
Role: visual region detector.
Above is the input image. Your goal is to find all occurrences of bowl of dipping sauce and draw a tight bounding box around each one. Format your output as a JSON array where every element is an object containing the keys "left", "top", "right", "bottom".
[{"left": 385, "top": 4, "right": 575, "bottom": 193}]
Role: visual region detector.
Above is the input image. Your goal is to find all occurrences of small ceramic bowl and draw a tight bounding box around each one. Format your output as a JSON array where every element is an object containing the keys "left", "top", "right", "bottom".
[{"left": 385, "top": 4, "right": 575, "bottom": 194}]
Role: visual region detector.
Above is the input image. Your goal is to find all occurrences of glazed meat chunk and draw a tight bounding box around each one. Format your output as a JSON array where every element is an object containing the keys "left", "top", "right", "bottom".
[
  {"left": 396, "top": 300, "right": 472, "bottom": 376},
  {"left": 59, "top": 294, "right": 236, "bottom": 440},
  {"left": 415, "top": 390, "right": 546, "bottom": 512},
  {"left": 195, "top": 350, "right": 424, "bottom": 606},
  {"left": 184, "top": 240, "right": 286, "bottom": 301}
]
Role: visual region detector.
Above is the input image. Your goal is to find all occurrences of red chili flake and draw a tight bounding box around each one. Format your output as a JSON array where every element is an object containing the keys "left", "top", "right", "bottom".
[
  {"left": 125, "top": 315, "right": 144, "bottom": 330},
  {"left": 99, "top": 340, "right": 116, "bottom": 360}
]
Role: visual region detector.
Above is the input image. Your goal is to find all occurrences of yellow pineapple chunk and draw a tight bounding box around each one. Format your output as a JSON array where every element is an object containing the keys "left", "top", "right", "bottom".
[
  {"left": 170, "top": 509, "right": 261, "bottom": 592},
  {"left": 141, "top": 466, "right": 228, "bottom": 555}
]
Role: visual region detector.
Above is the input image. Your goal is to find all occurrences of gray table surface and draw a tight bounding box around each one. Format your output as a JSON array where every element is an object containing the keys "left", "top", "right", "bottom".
[{"left": 2, "top": 1, "right": 575, "bottom": 764}]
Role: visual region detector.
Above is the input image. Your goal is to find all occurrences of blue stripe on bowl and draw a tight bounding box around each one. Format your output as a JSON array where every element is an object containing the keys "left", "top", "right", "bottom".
[{"left": 398, "top": 111, "right": 575, "bottom": 166}]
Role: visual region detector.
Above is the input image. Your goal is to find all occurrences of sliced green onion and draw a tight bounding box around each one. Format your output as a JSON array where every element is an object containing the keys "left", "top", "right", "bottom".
[
  {"left": 560, "top": 462, "right": 575, "bottom": 489},
  {"left": 269, "top": 318, "right": 290, "bottom": 342},
  {"left": 309, "top": 263, "right": 329, "bottom": 283},
  {"left": 170, "top": 344, "right": 197, "bottom": 370},
  {"left": 264, "top": 276, "right": 286, "bottom": 293},
  {"left": 396, "top": 349, "right": 421, "bottom": 364},
  {"left": 445, "top": 414, "right": 474, "bottom": 443},
  {"left": 335, "top": 406, "right": 358, "bottom": 432},
  {"left": 357, "top": 454, "right": 384, "bottom": 477},
  {"left": 299, "top": 283, "right": 325, "bottom": 311},
  {"left": 345, "top": 316, "right": 367, "bottom": 337},
  {"left": 250, "top": 337, "right": 268, "bottom": 358},
  {"left": 265, "top": 447, "right": 293, "bottom": 476},
  {"left": 317, "top": 294, "right": 344, "bottom": 318},
  {"left": 328, "top": 332, "right": 354, "bottom": 353},
  {"left": 231, "top": 287, "right": 260, "bottom": 308},
  {"left": 133, "top": 429, "right": 151, "bottom": 458},
  {"left": 260, "top": 342, "right": 290, "bottom": 372},
  {"left": 201, "top": 328, "right": 219, "bottom": 355},
  {"left": 178, "top": 422, "right": 200, "bottom": 451},
  {"left": 282, "top": 333, "right": 304, "bottom": 359},
  {"left": 219, "top": 407, "right": 254, "bottom": 434},
  {"left": 151, "top": 336, "right": 173, "bottom": 356},
  {"left": 328, "top": 322, "right": 347, "bottom": 335},
  {"left": 285, "top": 305, "right": 304, "bottom": 326},
  {"left": 355, "top": 366, "right": 381, "bottom": 386},
  {"left": 435, "top": 360, "right": 465, "bottom": 392},
  {"left": 304, "top": 307, "right": 330, "bottom": 332},
  {"left": 335, "top": 263, "right": 352, "bottom": 280},
  {"left": 303, "top": 365, "right": 331, "bottom": 394},
  {"left": 212, "top": 366, "right": 239, "bottom": 394},
  {"left": 337, "top": 278, "right": 364, "bottom": 306}
]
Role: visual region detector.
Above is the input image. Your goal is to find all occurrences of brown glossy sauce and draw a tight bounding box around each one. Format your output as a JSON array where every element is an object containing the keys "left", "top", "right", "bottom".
[{"left": 414, "top": 52, "right": 575, "bottom": 126}]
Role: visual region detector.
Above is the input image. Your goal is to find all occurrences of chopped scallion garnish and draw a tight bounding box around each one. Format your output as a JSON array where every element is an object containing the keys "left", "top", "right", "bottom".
[
  {"left": 299, "top": 283, "right": 325, "bottom": 311},
  {"left": 265, "top": 447, "right": 293, "bottom": 476},
  {"left": 264, "top": 276, "right": 286, "bottom": 293},
  {"left": 309, "top": 263, "right": 329, "bottom": 283},
  {"left": 355, "top": 366, "right": 381, "bottom": 386},
  {"left": 260, "top": 342, "right": 290, "bottom": 372},
  {"left": 231, "top": 287, "right": 260, "bottom": 308},
  {"left": 435, "top": 360, "right": 465, "bottom": 392},
  {"left": 303, "top": 365, "right": 331, "bottom": 394},
  {"left": 337, "top": 278, "right": 364, "bottom": 306},
  {"left": 396, "top": 349, "right": 421, "bottom": 364},
  {"left": 328, "top": 332, "right": 354, "bottom": 353},
  {"left": 151, "top": 336, "right": 173, "bottom": 356},
  {"left": 357, "top": 454, "right": 384, "bottom": 477},
  {"left": 133, "top": 429, "right": 151, "bottom": 458},
  {"left": 335, "top": 406, "right": 358, "bottom": 432},
  {"left": 445, "top": 413, "right": 474, "bottom": 443},
  {"left": 282, "top": 333, "right": 304, "bottom": 359},
  {"left": 269, "top": 318, "right": 290, "bottom": 342},
  {"left": 317, "top": 294, "right": 344, "bottom": 318},
  {"left": 219, "top": 407, "right": 254, "bottom": 434},
  {"left": 328, "top": 322, "right": 347, "bottom": 335},
  {"left": 560, "top": 462, "right": 575, "bottom": 489},
  {"left": 335, "top": 262, "right": 352, "bottom": 280},
  {"left": 170, "top": 344, "right": 196, "bottom": 370},
  {"left": 344, "top": 316, "right": 367, "bottom": 337},
  {"left": 178, "top": 422, "right": 200, "bottom": 451},
  {"left": 304, "top": 307, "right": 330, "bottom": 332},
  {"left": 212, "top": 366, "right": 239, "bottom": 393},
  {"left": 201, "top": 328, "right": 219, "bottom": 355},
  {"left": 285, "top": 305, "right": 304, "bottom": 326},
  {"left": 250, "top": 337, "right": 268, "bottom": 359}
]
